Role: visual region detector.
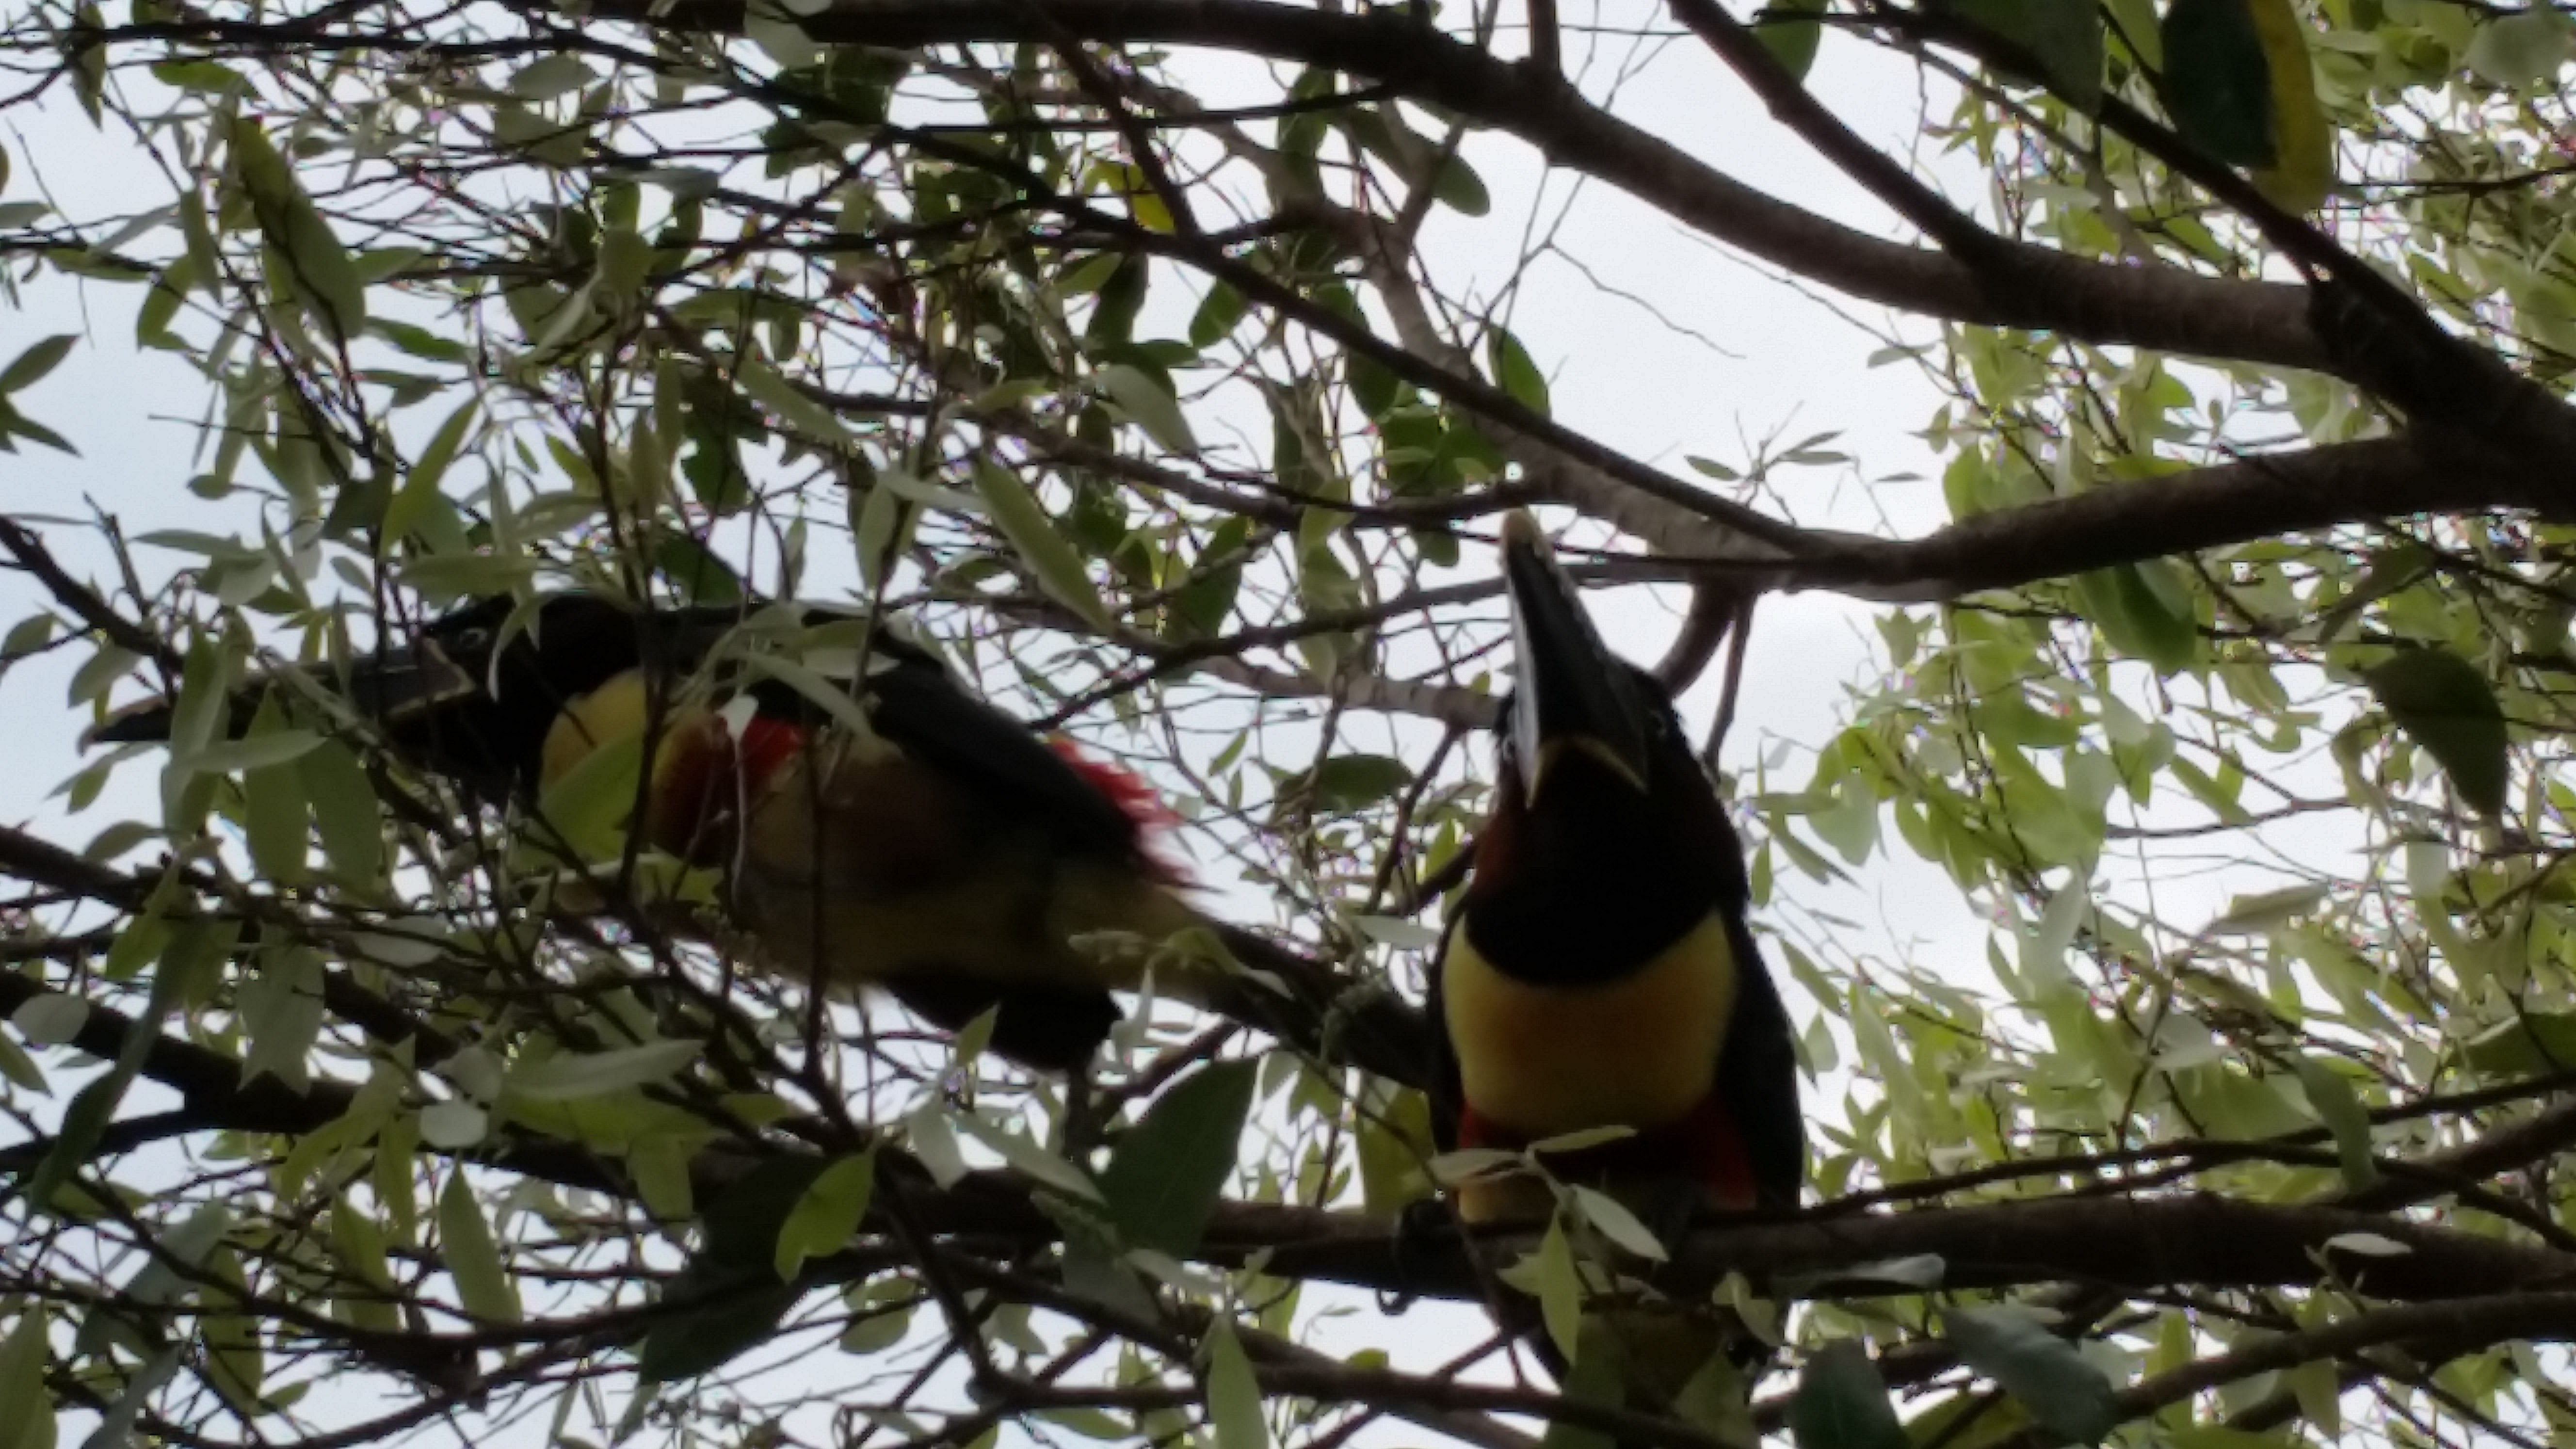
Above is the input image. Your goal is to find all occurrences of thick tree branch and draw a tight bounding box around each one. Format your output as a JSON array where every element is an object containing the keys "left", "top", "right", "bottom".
[
  {"left": 1760, "top": 435, "right": 2562, "bottom": 601},
  {"left": 560, "top": 0, "right": 2334, "bottom": 373},
  {"left": 1995, "top": 1290, "right": 2576, "bottom": 1449},
  {"left": 8, "top": 937, "right": 2570, "bottom": 1315}
]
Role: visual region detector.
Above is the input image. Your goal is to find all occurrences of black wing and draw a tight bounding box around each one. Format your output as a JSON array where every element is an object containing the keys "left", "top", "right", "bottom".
[
  {"left": 687, "top": 606, "right": 1149, "bottom": 867},
  {"left": 1715, "top": 916, "right": 1805, "bottom": 1209},
  {"left": 1706, "top": 806, "right": 1806, "bottom": 1209}
]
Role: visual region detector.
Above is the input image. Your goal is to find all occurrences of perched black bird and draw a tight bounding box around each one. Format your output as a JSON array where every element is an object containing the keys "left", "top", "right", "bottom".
[
  {"left": 95, "top": 594, "right": 1221, "bottom": 1072},
  {"left": 1429, "top": 514, "right": 1803, "bottom": 1411}
]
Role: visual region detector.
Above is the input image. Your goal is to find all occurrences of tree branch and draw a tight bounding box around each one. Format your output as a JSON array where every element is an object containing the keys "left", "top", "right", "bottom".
[{"left": 561, "top": 0, "right": 2335, "bottom": 373}]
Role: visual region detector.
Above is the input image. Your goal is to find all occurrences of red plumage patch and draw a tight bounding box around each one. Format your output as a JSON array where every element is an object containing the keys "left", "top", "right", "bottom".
[
  {"left": 736, "top": 715, "right": 810, "bottom": 793},
  {"left": 1046, "top": 737, "right": 1192, "bottom": 884},
  {"left": 652, "top": 716, "right": 811, "bottom": 863}
]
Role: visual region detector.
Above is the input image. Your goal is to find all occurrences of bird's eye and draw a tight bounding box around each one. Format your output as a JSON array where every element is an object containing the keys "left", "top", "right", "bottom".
[{"left": 449, "top": 627, "right": 492, "bottom": 653}]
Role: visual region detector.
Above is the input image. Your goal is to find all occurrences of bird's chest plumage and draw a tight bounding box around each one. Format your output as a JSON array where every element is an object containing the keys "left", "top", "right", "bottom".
[
  {"left": 728, "top": 746, "right": 1182, "bottom": 989},
  {"left": 1440, "top": 911, "right": 1740, "bottom": 1139}
]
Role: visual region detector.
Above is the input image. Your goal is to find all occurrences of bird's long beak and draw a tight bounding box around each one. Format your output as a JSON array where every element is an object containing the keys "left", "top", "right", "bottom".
[
  {"left": 84, "top": 638, "right": 480, "bottom": 747},
  {"left": 1499, "top": 511, "right": 1653, "bottom": 801}
]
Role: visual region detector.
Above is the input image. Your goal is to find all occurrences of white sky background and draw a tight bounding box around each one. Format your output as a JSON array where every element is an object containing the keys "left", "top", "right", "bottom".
[{"left": 0, "top": 6, "right": 2362, "bottom": 1446}]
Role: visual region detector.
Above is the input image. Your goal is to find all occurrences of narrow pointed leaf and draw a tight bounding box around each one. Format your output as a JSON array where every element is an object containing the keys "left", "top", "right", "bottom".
[
  {"left": 1204, "top": 1319, "right": 1268, "bottom": 1449},
  {"left": 774, "top": 1152, "right": 876, "bottom": 1281},
  {"left": 2361, "top": 647, "right": 2509, "bottom": 816},
  {"left": 0, "top": 334, "right": 75, "bottom": 394},
  {"left": 972, "top": 461, "right": 1112, "bottom": 630},
  {"left": 1789, "top": 1341, "right": 1908, "bottom": 1449},
  {"left": 1098, "top": 363, "right": 1198, "bottom": 452},
  {"left": 438, "top": 1172, "right": 521, "bottom": 1325},
  {"left": 2247, "top": 0, "right": 2331, "bottom": 210},
  {"left": 1945, "top": 1306, "right": 2121, "bottom": 1445},
  {"left": 1099, "top": 1060, "right": 1256, "bottom": 1256},
  {"left": 2163, "top": 0, "right": 2273, "bottom": 166}
]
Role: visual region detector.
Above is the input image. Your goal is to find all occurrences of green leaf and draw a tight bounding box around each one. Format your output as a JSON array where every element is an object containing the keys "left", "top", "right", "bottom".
[
  {"left": 704, "top": 1156, "right": 833, "bottom": 1267},
  {"left": 973, "top": 460, "right": 1113, "bottom": 631},
  {"left": 509, "top": 54, "right": 595, "bottom": 100},
  {"left": 239, "top": 946, "right": 324, "bottom": 1090},
  {"left": 640, "top": 1156, "right": 828, "bottom": 1380},
  {"left": 1354, "top": 1085, "right": 1436, "bottom": 1214},
  {"left": 597, "top": 225, "right": 652, "bottom": 305},
  {"left": 1959, "top": 0, "right": 2104, "bottom": 113},
  {"left": 0, "top": 1031, "right": 45, "bottom": 1094},
  {"left": 0, "top": 1303, "right": 55, "bottom": 1449},
  {"left": 2201, "top": 883, "right": 2328, "bottom": 936},
  {"left": 298, "top": 739, "right": 385, "bottom": 890},
  {"left": 0, "top": 334, "right": 75, "bottom": 394},
  {"left": 231, "top": 117, "right": 365, "bottom": 337},
  {"left": 1059, "top": 252, "right": 1127, "bottom": 296},
  {"left": 1431, "top": 154, "right": 1491, "bottom": 216},
  {"left": 1944, "top": 1306, "right": 2121, "bottom": 1445},
  {"left": 327, "top": 1231, "right": 396, "bottom": 1328},
  {"left": 1304, "top": 754, "right": 1413, "bottom": 812},
  {"left": 1099, "top": 1060, "right": 1256, "bottom": 1256},
  {"left": 1203, "top": 1319, "right": 1269, "bottom": 1449},
  {"left": 2075, "top": 562, "right": 2196, "bottom": 674},
  {"left": 29, "top": 1074, "right": 124, "bottom": 1209},
  {"left": 1098, "top": 362, "right": 1199, "bottom": 453},
  {"left": 1188, "top": 281, "right": 1250, "bottom": 348},
  {"left": 152, "top": 59, "right": 242, "bottom": 94},
  {"left": 28, "top": 908, "right": 192, "bottom": 1208},
  {"left": 1485, "top": 327, "right": 1550, "bottom": 418},
  {"left": 1567, "top": 1186, "right": 1666, "bottom": 1261},
  {"left": 950, "top": 1111, "right": 1101, "bottom": 1201},
  {"left": 654, "top": 533, "right": 746, "bottom": 606},
  {"left": 2163, "top": 0, "right": 2275, "bottom": 166},
  {"left": 1752, "top": 0, "right": 1826, "bottom": 80},
  {"left": 438, "top": 1172, "right": 521, "bottom": 1325},
  {"left": 637, "top": 1270, "right": 804, "bottom": 1383},
  {"left": 383, "top": 396, "right": 480, "bottom": 549},
  {"left": 737, "top": 357, "right": 853, "bottom": 445},
  {"left": 2466, "top": 3, "right": 2575, "bottom": 88},
  {"left": 774, "top": 1152, "right": 875, "bottom": 1281},
  {"left": 2361, "top": 647, "right": 2509, "bottom": 816},
  {"left": 1534, "top": 1217, "right": 1583, "bottom": 1363},
  {"left": 239, "top": 693, "right": 310, "bottom": 887},
  {"left": 837, "top": 1279, "right": 919, "bottom": 1355},
  {"left": 2290, "top": 1055, "right": 2378, "bottom": 1193},
  {"left": 505, "top": 1040, "right": 700, "bottom": 1103},
  {"left": 2246, "top": 0, "right": 2332, "bottom": 211},
  {"left": 369, "top": 318, "right": 471, "bottom": 363},
  {"left": 2463, "top": 1010, "right": 2576, "bottom": 1080},
  {"left": 185, "top": 730, "right": 323, "bottom": 775},
  {"left": 1789, "top": 1341, "right": 1909, "bottom": 1449},
  {"left": 1539, "top": 1320, "right": 1625, "bottom": 1449}
]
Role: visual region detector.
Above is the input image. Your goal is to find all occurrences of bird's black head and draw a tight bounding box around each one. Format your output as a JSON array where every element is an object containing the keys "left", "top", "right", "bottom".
[
  {"left": 88, "top": 592, "right": 660, "bottom": 803},
  {"left": 1460, "top": 515, "right": 1745, "bottom": 985},
  {"left": 369, "top": 593, "right": 655, "bottom": 801}
]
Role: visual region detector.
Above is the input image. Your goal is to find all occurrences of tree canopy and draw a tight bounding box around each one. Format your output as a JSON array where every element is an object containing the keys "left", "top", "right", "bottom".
[{"left": 3, "top": 2, "right": 2575, "bottom": 1449}]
